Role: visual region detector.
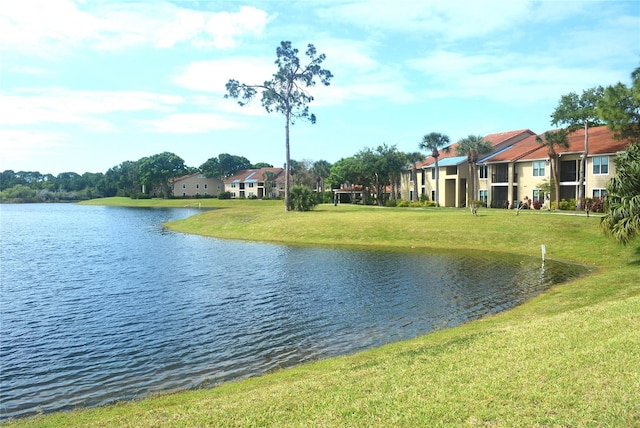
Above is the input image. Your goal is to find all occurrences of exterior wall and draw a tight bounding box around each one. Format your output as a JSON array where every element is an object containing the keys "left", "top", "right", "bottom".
[
  {"left": 516, "top": 158, "right": 549, "bottom": 205},
  {"left": 586, "top": 154, "right": 614, "bottom": 198},
  {"left": 172, "top": 174, "right": 223, "bottom": 197},
  {"left": 224, "top": 178, "right": 284, "bottom": 198}
]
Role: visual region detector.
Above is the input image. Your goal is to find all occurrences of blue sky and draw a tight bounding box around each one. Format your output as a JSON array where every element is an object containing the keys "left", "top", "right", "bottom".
[{"left": 1, "top": 0, "right": 638, "bottom": 175}]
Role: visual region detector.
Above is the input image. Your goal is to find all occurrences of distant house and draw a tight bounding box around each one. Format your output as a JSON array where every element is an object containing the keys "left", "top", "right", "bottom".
[
  {"left": 223, "top": 167, "right": 285, "bottom": 199},
  {"left": 170, "top": 173, "right": 224, "bottom": 198}
]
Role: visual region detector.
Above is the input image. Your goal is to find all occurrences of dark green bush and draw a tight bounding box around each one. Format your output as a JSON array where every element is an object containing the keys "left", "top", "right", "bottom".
[{"left": 288, "top": 185, "right": 317, "bottom": 211}]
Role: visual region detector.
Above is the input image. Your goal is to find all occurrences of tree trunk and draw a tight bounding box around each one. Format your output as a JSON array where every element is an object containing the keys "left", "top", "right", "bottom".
[
  {"left": 467, "top": 163, "right": 474, "bottom": 212},
  {"left": 435, "top": 159, "right": 440, "bottom": 207},
  {"left": 577, "top": 122, "right": 588, "bottom": 211},
  {"left": 552, "top": 157, "right": 561, "bottom": 210},
  {"left": 412, "top": 165, "right": 418, "bottom": 202},
  {"left": 284, "top": 112, "right": 291, "bottom": 211}
]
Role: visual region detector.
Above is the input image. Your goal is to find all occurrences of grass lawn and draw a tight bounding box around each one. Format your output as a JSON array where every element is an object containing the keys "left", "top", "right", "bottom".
[{"left": 8, "top": 197, "right": 640, "bottom": 427}]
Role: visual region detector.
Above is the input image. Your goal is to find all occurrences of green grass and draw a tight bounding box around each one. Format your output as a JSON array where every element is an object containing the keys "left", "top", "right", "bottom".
[{"left": 8, "top": 197, "right": 640, "bottom": 427}]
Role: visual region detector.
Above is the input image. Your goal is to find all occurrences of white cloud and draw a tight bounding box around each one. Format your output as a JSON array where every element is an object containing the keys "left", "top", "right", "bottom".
[
  {"left": 143, "top": 113, "right": 243, "bottom": 133},
  {"left": 175, "top": 57, "right": 276, "bottom": 93},
  {"left": 316, "top": 0, "right": 533, "bottom": 41},
  {"left": 0, "top": 89, "right": 183, "bottom": 129},
  {"left": 0, "top": 1, "right": 272, "bottom": 54},
  {"left": 0, "top": 129, "right": 69, "bottom": 163}
]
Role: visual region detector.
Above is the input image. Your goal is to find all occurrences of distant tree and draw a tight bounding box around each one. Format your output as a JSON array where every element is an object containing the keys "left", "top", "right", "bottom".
[
  {"left": 200, "top": 157, "right": 221, "bottom": 178},
  {"left": 419, "top": 132, "right": 451, "bottom": 207},
  {"left": 288, "top": 159, "right": 314, "bottom": 187},
  {"left": 56, "top": 172, "right": 85, "bottom": 192},
  {"left": 328, "top": 156, "right": 366, "bottom": 204},
  {"left": 0, "top": 170, "right": 21, "bottom": 191},
  {"left": 219, "top": 153, "right": 251, "bottom": 178},
  {"left": 376, "top": 144, "right": 405, "bottom": 202},
  {"left": 201, "top": 153, "right": 251, "bottom": 179},
  {"left": 262, "top": 170, "right": 279, "bottom": 198},
  {"left": 139, "top": 152, "right": 187, "bottom": 198},
  {"left": 456, "top": 135, "right": 493, "bottom": 215},
  {"left": 225, "top": 41, "right": 333, "bottom": 211},
  {"left": 404, "top": 151, "right": 424, "bottom": 202},
  {"left": 598, "top": 66, "right": 640, "bottom": 142},
  {"left": 551, "top": 87, "right": 604, "bottom": 210},
  {"left": 600, "top": 143, "right": 640, "bottom": 245},
  {"left": 536, "top": 129, "right": 570, "bottom": 211},
  {"left": 252, "top": 162, "right": 273, "bottom": 169},
  {"left": 310, "top": 159, "right": 332, "bottom": 193}
]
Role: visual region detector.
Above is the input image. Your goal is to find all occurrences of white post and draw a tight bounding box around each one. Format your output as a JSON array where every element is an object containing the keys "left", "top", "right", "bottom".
[{"left": 541, "top": 244, "right": 546, "bottom": 263}]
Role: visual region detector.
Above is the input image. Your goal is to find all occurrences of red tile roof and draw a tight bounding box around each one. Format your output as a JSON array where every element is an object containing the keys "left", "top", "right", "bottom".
[
  {"left": 517, "top": 126, "right": 629, "bottom": 161},
  {"left": 224, "top": 167, "right": 285, "bottom": 183},
  {"left": 418, "top": 129, "right": 536, "bottom": 168}
]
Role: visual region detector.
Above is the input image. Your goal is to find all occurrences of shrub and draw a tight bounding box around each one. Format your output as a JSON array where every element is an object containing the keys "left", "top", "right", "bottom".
[
  {"left": 288, "top": 185, "right": 317, "bottom": 211},
  {"left": 419, "top": 194, "right": 430, "bottom": 202},
  {"left": 584, "top": 197, "right": 605, "bottom": 213},
  {"left": 423, "top": 200, "right": 436, "bottom": 207},
  {"left": 218, "top": 191, "right": 231, "bottom": 199},
  {"left": 130, "top": 192, "right": 151, "bottom": 200},
  {"left": 490, "top": 200, "right": 509, "bottom": 209},
  {"left": 532, "top": 199, "right": 543, "bottom": 210},
  {"left": 385, "top": 199, "right": 398, "bottom": 207},
  {"left": 397, "top": 200, "right": 410, "bottom": 207},
  {"left": 558, "top": 198, "right": 577, "bottom": 211},
  {"left": 410, "top": 201, "right": 422, "bottom": 208}
]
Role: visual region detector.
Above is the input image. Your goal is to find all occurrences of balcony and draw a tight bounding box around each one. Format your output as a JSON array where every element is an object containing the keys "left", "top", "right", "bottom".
[{"left": 491, "top": 173, "right": 509, "bottom": 183}]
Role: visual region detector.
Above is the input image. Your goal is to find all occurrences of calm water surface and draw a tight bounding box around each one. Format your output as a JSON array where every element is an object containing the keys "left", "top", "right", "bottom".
[{"left": 0, "top": 204, "right": 587, "bottom": 420}]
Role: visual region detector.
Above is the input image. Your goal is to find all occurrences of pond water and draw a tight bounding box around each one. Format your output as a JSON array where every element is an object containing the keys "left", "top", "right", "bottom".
[{"left": 0, "top": 203, "right": 587, "bottom": 420}]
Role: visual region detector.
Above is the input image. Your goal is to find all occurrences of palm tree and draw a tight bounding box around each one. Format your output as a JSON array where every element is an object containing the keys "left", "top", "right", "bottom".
[
  {"left": 600, "top": 143, "right": 640, "bottom": 245},
  {"left": 536, "top": 129, "right": 569, "bottom": 211},
  {"left": 310, "top": 160, "right": 332, "bottom": 194},
  {"left": 419, "top": 132, "right": 451, "bottom": 207},
  {"left": 262, "top": 170, "right": 278, "bottom": 199},
  {"left": 405, "top": 151, "right": 425, "bottom": 202},
  {"left": 456, "top": 135, "right": 493, "bottom": 214}
]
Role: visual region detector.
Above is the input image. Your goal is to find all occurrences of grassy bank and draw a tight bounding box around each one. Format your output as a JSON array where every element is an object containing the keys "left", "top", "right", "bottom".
[{"left": 9, "top": 198, "right": 640, "bottom": 427}]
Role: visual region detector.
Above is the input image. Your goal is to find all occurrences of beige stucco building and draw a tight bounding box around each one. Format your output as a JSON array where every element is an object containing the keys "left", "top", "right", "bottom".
[
  {"left": 224, "top": 167, "right": 285, "bottom": 199},
  {"left": 171, "top": 173, "right": 224, "bottom": 197},
  {"left": 403, "top": 126, "right": 628, "bottom": 208}
]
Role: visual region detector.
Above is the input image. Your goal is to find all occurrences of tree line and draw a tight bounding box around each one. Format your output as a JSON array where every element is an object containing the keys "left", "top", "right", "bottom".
[{"left": 1, "top": 153, "right": 269, "bottom": 202}]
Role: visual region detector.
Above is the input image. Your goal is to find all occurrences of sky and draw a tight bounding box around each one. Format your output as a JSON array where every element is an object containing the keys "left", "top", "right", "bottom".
[{"left": 1, "top": 0, "right": 639, "bottom": 176}]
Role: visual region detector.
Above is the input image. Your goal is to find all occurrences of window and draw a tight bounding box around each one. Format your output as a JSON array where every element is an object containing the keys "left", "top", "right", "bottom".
[
  {"left": 593, "top": 189, "right": 607, "bottom": 198},
  {"left": 533, "top": 161, "right": 545, "bottom": 177},
  {"left": 593, "top": 156, "right": 609, "bottom": 175},
  {"left": 204, "top": 184, "right": 208, "bottom": 189},
  {"left": 248, "top": 182, "right": 254, "bottom": 188},
  {"left": 182, "top": 184, "right": 186, "bottom": 189},
  {"left": 431, "top": 168, "right": 435, "bottom": 180},
  {"left": 196, "top": 183, "right": 199, "bottom": 189},
  {"left": 231, "top": 183, "right": 236, "bottom": 188},
  {"left": 479, "top": 189, "right": 488, "bottom": 204},
  {"left": 479, "top": 165, "right": 488, "bottom": 179},
  {"left": 532, "top": 189, "right": 545, "bottom": 202}
]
